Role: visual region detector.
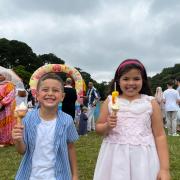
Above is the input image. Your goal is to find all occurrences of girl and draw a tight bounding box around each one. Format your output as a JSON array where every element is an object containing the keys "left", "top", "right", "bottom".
[{"left": 93, "top": 59, "right": 170, "bottom": 180}]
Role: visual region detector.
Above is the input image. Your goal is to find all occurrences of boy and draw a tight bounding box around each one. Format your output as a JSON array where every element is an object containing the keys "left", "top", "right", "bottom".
[
  {"left": 78, "top": 106, "right": 88, "bottom": 136},
  {"left": 12, "top": 73, "right": 79, "bottom": 180}
]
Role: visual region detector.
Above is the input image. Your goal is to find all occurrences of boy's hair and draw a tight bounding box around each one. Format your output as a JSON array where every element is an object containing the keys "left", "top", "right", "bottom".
[
  {"left": 36, "top": 72, "right": 64, "bottom": 92},
  {"left": 110, "top": 59, "right": 152, "bottom": 95},
  {"left": 167, "top": 80, "right": 174, "bottom": 86}
]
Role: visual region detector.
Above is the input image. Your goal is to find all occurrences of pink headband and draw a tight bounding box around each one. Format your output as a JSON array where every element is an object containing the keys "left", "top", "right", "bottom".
[{"left": 117, "top": 60, "right": 144, "bottom": 73}]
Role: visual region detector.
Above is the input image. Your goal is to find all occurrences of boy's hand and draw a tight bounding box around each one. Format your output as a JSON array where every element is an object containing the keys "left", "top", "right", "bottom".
[
  {"left": 12, "top": 124, "right": 24, "bottom": 143},
  {"left": 72, "top": 175, "right": 78, "bottom": 180},
  {"left": 107, "top": 114, "right": 117, "bottom": 129}
]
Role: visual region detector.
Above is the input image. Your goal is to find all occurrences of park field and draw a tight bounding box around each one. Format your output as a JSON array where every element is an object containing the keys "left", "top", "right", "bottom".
[{"left": 0, "top": 132, "right": 180, "bottom": 180}]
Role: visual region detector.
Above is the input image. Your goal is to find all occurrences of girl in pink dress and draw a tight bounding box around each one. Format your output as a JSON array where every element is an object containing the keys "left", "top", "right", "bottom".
[{"left": 93, "top": 59, "right": 170, "bottom": 180}]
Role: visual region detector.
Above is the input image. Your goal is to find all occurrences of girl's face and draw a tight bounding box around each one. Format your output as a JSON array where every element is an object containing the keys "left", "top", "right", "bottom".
[
  {"left": 119, "top": 69, "right": 143, "bottom": 100},
  {"left": 36, "top": 79, "right": 64, "bottom": 110},
  {"left": 0, "top": 74, "right": 6, "bottom": 82}
]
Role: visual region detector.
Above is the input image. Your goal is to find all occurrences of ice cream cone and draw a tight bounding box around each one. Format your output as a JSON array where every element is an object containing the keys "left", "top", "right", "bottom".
[
  {"left": 111, "top": 82, "right": 120, "bottom": 115},
  {"left": 15, "top": 102, "right": 28, "bottom": 124}
]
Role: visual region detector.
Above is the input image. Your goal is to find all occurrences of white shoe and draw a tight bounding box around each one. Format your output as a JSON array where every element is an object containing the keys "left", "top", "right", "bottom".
[{"left": 172, "top": 133, "right": 180, "bottom": 136}]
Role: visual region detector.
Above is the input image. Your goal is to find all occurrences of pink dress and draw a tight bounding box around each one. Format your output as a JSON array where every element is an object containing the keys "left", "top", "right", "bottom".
[
  {"left": 0, "top": 82, "right": 16, "bottom": 145},
  {"left": 93, "top": 95, "right": 160, "bottom": 180}
]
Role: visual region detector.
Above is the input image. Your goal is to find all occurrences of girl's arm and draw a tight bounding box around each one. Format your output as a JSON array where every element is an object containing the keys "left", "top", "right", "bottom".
[
  {"left": 95, "top": 98, "right": 117, "bottom": 135},
  {"left": 12, "top": 124, "right": 26, "bottom": 155},
  {"left": 68, "top": 143, "right": 78, "bottom": 180},
  {"left": 151, "top": 99, "right": 171, "bottom": 179}
]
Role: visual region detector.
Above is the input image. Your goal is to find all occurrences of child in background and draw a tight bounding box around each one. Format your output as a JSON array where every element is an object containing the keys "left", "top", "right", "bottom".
[
  {"left": 155, "top": 86, "right": 166, "bottom": 125},
  {"left": 12, "top": 73, "right": 79, "bottom": 180},
  {"left": 94, "top": 59, "right": 170, "bottom": 180},
  {"left": 78, "top": 106, "right": 88, "bottom": 136}
]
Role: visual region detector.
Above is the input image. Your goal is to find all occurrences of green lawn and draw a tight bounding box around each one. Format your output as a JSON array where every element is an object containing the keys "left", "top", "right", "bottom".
[{"left": 0, "top": 132, "right": 180, "bottom": 180}]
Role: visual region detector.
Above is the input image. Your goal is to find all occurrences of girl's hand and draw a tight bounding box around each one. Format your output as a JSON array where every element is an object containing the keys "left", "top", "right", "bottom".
[
  {"left": 107, "top": 114, "right": 117, "bottom": 129},
  {"left": 157, "top": 169, "right": 171, "bottom": 180},
  {"left": 12, "top": 124, "right": 24, "bottom": 143}
]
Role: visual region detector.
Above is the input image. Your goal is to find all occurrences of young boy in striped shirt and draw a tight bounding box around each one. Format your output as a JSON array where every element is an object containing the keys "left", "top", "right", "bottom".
[{"left": 12, "top": 73, "right": 79, "bottom": 180}]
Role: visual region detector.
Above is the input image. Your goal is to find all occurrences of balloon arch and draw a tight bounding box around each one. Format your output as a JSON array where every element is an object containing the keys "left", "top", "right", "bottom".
[{"left": 29, "top": 64, "right": 84, "bottom": 104}]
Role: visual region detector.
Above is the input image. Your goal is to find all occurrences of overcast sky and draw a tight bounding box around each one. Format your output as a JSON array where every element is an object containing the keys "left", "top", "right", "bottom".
[{"left": 0, "top": 0, "right": 180, "bottom": 82}]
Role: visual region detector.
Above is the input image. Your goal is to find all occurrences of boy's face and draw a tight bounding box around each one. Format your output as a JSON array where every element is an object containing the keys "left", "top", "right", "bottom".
[{"left": 36, "top": 79, "right": 64, "bottom": 110}]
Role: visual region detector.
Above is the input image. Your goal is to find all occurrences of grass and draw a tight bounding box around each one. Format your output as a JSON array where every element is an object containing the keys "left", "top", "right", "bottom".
[{"left": 0, "top": 132, "right": 180, "bottom": 180}]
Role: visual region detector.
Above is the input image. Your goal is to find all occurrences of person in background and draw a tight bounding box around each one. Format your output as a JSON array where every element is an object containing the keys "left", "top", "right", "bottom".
[
  {"left": 62, "top": 78, "right": 77, "bottom": 120},
  {"left": 175, "top": 77, "right": 180, "bottom": 131},
  {"left": 175, "top": 77, "right": 180, "bottom": 95},
  {"left": 86, "top": 82, "right": 99, "bottom": 132},
  {"left": 155, "top": 87, "right": 166, "bottom": 125},
  {"left": 163, "top": 80, "right": 180, "bottom": 136},
  {"left": 0, "top": 71, "right": 16, "bottom": 147},
  {"left": 12, "top": 73, "right": 79, "bottom": 180},
  {"left": 94, "top": 59, "right": 170, "bottom": 180},
  {"left": 27, "top": 88, "right": 35, "bottom": 107},
  {"left": 78, "top": 106, "right": 88, "bottom": 136}
]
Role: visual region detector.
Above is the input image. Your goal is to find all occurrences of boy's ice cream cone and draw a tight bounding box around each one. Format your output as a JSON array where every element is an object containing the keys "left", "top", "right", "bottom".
[{"left": 15, "top": 102, "right": 28, "bottom": 124}]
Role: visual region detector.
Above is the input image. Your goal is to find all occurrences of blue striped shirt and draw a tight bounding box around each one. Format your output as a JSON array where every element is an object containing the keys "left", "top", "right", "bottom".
[{"left": 15, "top": 108, "right": 79, "bottom": 180}]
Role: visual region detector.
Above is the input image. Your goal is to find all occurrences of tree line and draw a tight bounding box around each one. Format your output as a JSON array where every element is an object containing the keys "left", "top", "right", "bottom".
[{"left": 0, "top": 38, "right": 179, "bottom": 99}]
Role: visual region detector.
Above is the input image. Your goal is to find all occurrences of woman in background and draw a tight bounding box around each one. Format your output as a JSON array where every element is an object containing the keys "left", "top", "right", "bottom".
[
  {"left": 0, "top": 71, "right": 16, "bottom": 147},
  {"left": 155, "top": 87, "right": 166, "bottom": 125}
]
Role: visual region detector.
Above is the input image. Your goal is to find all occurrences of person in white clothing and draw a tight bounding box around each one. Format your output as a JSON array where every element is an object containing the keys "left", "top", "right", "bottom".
[
  {"left": 175, "top": 77, "right": 180, "bottom": 131},
  {"left": 94, "top": 59, "right": 170, "bottom": 180},
  {"left": 83, "top": 82, "right": 99, "bottom": 132},
  {"left": 155, "top": 86, "right": 166, "bottom": 124},
  {"left": 163, "top": 80, "right": 180, "bottom": 136}
]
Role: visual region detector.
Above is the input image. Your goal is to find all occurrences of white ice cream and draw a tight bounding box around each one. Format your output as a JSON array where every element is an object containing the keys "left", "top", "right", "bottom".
[{"left": 15, "top": 102, "right": 28, "bottom": 111}]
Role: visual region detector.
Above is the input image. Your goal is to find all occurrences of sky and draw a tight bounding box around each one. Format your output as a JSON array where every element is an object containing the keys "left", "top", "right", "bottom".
[{"left": 0, "top": 0, "right": 180, "bottom": 82}]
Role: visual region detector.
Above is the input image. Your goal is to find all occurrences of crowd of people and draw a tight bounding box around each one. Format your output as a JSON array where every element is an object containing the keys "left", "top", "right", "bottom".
[
  {"left": 155, "top": 78, "right": 180, "bottom": 136},
  {"left": 0, "top": 59, "right": 180, "bottom": 180}
]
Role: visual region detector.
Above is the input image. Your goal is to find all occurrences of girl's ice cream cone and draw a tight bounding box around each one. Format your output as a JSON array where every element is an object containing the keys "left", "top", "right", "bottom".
[{"left": 111, "top": 82, "right": 120, "bottom": 115}]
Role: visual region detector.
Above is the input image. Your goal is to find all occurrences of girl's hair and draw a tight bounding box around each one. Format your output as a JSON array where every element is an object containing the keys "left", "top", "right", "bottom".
[
  {"left": 36, "top": 72, "right": 64, "bottom": 92},
  {"left": 110, "top": 59, "right": 152, "bottom": 95}
]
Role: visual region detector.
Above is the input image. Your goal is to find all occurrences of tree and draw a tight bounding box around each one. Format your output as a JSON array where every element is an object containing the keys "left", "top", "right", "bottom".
[
  {"left": 150, "top": 63, "right": 180, "bottom": 93},
  {"left": 38, "top": 53, "right": 65, "bottom": 65},
  {"left": 0, "top": 38, "right": 41, "bottom": 72},
  {"left": 13, "top": 65, "right": 32, "bottom": 87}
]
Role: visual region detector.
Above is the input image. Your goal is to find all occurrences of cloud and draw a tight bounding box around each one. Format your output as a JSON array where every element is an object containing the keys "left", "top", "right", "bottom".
[{"left": 0, "top": 0, "right": 180, "bottom": 82}]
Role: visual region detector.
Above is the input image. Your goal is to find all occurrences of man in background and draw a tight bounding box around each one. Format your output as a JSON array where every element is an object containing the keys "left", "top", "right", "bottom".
[
  {"left": 86, "top": 82, "right": 99, "bottom": 132},
  {"left": 62, "top": 78, "right": 77, "bottom": 120}
]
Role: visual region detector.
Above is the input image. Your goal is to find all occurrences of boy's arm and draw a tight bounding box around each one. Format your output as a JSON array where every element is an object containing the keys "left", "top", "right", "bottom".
[
  {"left": 68, "top": 143, "right": 78, "bottom": 180},
  {"left": 12, "top": 124, "right": 26, "bottom": 155}
]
